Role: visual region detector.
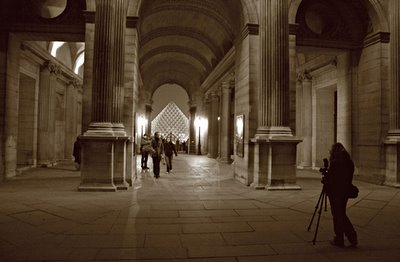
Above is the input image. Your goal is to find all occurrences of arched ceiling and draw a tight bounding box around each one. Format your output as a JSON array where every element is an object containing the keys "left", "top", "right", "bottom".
[{"left": 138, "top": 0, "right": 244, "bottom": 97}]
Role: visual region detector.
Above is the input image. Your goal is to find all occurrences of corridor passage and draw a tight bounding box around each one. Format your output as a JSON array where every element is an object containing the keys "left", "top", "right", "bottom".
[{"left": 0, "top": 155, "right": 400, "bottom": 261}]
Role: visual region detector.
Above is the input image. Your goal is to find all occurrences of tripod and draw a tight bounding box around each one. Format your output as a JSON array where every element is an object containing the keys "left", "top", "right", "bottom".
[{"left": 307, "top": 184, "right": 328, "bottom": 245}]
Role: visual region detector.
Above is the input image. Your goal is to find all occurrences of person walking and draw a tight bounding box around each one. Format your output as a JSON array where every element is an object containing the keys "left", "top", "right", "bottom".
[
  {"left": 140, "top": 134, "right": 152, "bottom": 171},
  {"left": 72, "top": 136, "right": 81, "bottom": 171},
  {"left": 151, "top": 132, "right": 164, "bottom": 179},
  {"left": 164, "top": 137, "right": 178, "bottom": 173},
  {"left": 325, "top": 142, "right": 358, "bottom": 247}
]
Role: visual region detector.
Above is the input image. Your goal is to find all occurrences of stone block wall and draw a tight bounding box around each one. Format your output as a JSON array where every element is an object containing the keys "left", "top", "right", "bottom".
[
  {"left": 354, "top": 42, "right": 389, "bottom": 184},
  {"left": 233, "top": 33, "right": 259, "bottom": 185}
]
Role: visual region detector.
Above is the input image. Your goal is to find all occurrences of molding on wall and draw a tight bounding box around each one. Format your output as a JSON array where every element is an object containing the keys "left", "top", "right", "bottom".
[
  {"left": 83, "top": 11, "right": 138, "bottom": 28},
  {"left": 201, "top": 47, "right": 235, "bottom": 95},
  {"left": 363, "top": 32, "right": 390, "bottom": 48},
  {"left": 234, "top": 23, "right": 259, "bottom": 45},
  {"left": 21, "top": 42, "right": 83, "bottom": 84}
]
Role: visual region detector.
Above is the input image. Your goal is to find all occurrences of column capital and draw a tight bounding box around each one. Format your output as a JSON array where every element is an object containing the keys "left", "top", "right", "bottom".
[
  {"left": 296, "top": 70, "right": 312, "bottom": 83},
  {"left": 68, "top": 78, "right": 82, "bottom": 89},
  {"left": 41, "top": 61, "right": 62, "bottom": 76}
]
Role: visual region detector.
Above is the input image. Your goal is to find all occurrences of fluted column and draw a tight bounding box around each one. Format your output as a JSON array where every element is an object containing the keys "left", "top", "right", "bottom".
[
  {"left": 79, "top": 0, "right": 129, "bottom": 192},
  {"left": 385, "top": 0, "right": 400, "bottom": 187},
  {"left": 193, "top": 90, "right": 204, "bottom": 155},
  {"left": 388, "top": 0, "right": 400, "bottom": 135},
  {"left": 189, "top": 105, "right": 196, "bottom": 154},
  {"left": 251, "top": 0, "right": 301, "bottom": 190},
  {"left": 208, "top": 91, "right": 220, "bottom": 158},
  {"left": 256, "top": 0, "right": 291, "bottom": 136},
  {"left": 204, "top": 95, "right": 211, "bottom": 155},
  {"left": 38, "top": 61, "right": 59, "bottom": 166},
  {"left": 145, "top": 104, "right": 152, "bottom": 136},
  {"left": 299, "top": 71, "right": 312, "bottom": 168},
  {"left": 86, "top": 0, "right": 128, "bottom": 135},
  {"left": 65, "top": 78, "right": 80, "bottom": 160},
  {"left": 219, "top": 81, "right": 233, "bottom": 163}
]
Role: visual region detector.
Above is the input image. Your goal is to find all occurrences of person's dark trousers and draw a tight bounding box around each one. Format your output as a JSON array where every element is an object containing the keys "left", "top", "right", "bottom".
[
  {"left": 328, "top": 195, "right": 357, "bottom": 244},
  {"left": 141, "top": 152, "right": 149, "bottom": 169},
  {"left": 152, "top": 156, "right": 161, "bottom": 178},
  {"left": 165, "top": 155, "right": 172, "bottom": 172}
]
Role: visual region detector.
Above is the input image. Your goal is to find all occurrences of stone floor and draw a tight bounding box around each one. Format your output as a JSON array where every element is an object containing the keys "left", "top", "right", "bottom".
[{"left": 1, "top": 154, "right": 400, "bottom": 261}]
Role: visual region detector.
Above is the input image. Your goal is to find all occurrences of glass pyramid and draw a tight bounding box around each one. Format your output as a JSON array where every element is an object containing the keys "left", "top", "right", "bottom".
[{"left": 151, "top": 101, "right": 189, "bottom": 142}]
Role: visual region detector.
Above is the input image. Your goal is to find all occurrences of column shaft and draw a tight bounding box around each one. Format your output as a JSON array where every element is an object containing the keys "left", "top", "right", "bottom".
[
  {"left": 189, "top": 106, "right": 196, "bottom": 154},
  {"left": 90, "top": 0, "right": 127, "bottom": 130},
  {"left": 384, "top": 0, "right": 400, "bottom": 187},
  {"left": 301, "top": 75, "right": 312, "bottom": 167},
  {"left": 220, "top": 82, "right": 233, "bottom": 163},
  {"left": 38, "top": 62, "right": 58, "bottom": 166},
  {"left": 389, "top": 0, "right": 400, "bottom": 133},
  {"left": 257, "top": 0, "right": 291, "bottom": 135},
  {"left": 208, "top": 92, "right": 220, "bottom": 158}
]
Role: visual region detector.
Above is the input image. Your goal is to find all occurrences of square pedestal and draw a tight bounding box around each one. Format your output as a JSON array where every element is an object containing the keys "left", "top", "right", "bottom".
[
  {"left": 384, "top": 140, "right": 400, "bottom": 188},
  {"left": 251, "top": 137, "right": 302, "bottom": 190},
  {"left": 78, "top": 135, "right": 129, "bottom": 192}
]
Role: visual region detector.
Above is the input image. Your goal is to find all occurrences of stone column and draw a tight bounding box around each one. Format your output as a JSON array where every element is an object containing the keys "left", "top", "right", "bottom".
[
  {"left": 145, "top": 104, "right": 152, "bottom": 136},
  {"left": 385, "top": 0, "right": 400, "bottom": 187},
  {"left": 203, "top": 95, "right": 211, "bottom": 155},
  {"left": 3, "top": 34, "right": 20, "bottom": 178},
  {"left": 251, "top": 0, "right": 301, "bottom": 190},
  {"left": 208, "top": 91, "right": 220, "bottom": 158},
  {"left": 298, "top": 71, "right": 312, "bottom": 168},
  {"left": 193, "top": 90, "right": 204, "bottom": 155},
  {"left": 79, "top": 0, "right": 129, "bottom": 191},
  {"left": 64, "top": 78, "right": 80, "bottom": 160},
  {"left": 219, "top": 81, "right": 233, "bottom": 163},
  {"left": 0, "top": 33, "right": 7, "bottom": 180},
  {"left": 189, "top": 104, "right": 196, "bottom": 154},
  {"left": 37, "top": 61, "right": 59, "bottom": 167}
]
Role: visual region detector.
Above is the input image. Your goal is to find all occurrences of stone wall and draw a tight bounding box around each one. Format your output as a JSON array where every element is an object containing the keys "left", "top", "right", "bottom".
[
  {"left": 354, "top": 41, "right": 389, "bottom": 184},
  {"left": 233, "top": 33, "right": 259, "bottom": 185}
]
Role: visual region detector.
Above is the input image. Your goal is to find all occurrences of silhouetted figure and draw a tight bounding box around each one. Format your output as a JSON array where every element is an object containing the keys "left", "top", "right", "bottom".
[
  {"left": 140, "top": 134, "right": 152, "bottom": 171},
  {"left": 73, "top": 137, "right": 81, "bottom": 171},
  {"left": 325, "top": 143, "right": 358, "bottom": 247},
  {"left": 151, "top": 132, "right": 164, "bottom": 178},
  {"left": 164, "top": 138, "right": 178, "bottom": 173}
]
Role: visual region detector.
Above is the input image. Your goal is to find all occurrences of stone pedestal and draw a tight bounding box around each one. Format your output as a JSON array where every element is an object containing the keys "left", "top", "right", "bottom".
[
  {"left": 113, "top": 137, "right": 130, "bottom": 190},
  {"left": 384, "top": 134, "right": 400, "bottom": 188},
  {"left": 78, "top": 135, "right": 129, "bottom": 192},
  {"left": 251, "top": 137, "right": 301, "bottom": 190}
]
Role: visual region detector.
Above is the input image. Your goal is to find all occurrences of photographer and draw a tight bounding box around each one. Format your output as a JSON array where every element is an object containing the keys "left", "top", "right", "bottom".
[{"left": 324, "top": 143, "right": 358, "bottom": 247}]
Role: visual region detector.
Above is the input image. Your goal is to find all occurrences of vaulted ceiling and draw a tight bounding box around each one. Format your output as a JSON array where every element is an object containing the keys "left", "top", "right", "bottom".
[{"left": 138, "top": 0, "right": 244, "bottom": 97}]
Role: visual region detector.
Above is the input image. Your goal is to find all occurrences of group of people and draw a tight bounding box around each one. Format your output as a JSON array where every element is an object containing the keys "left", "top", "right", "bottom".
[{"left": 140, "top": 132, "right": 178, "bottom": 178}]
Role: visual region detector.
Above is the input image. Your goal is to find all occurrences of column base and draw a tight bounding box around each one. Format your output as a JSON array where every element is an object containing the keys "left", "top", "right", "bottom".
[
  {"left": 250, "top": 183, "right": 266, "bottom": 190},
  {"left": 218, "top": 157, "right": 233, "bottom": 164},
  {"left": 266, "top": 183, "right": 301, "bottom": 191},
  {"left": 384, "top": 134, "right": 400, "bottom": 187},
  {"left": 251, "top": 136, "right": 302, "bottom": 191},
  {"left": 78, "top": 183, "right": 117, "bottom": 192},
  {"left": 114, "top": 180, "right": 129, "bottom": 190},
  {"left": 78, "top": 133, "right": 129, "bottom": 192}
]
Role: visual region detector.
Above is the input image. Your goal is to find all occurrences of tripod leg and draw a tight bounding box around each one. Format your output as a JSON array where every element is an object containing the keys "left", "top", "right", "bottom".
[
  {"left": 307, "top": 189, "right": 324, "bottom": 231},
  {"left": 324, "top": 191, "right": 328, "bottom": 211},
  {"left": 312, "top": 191, "right": 325, "bottom": 245}
]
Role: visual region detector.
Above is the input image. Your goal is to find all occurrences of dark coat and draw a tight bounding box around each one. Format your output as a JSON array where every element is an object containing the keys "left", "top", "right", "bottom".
[
  {"left": 73, "top": 139, "right": 81, "bottom": 164},
  {"left": 151, "top": 137, "right": 164, "bottom": 157},
  {"left": 325, "top": 154, "right": 354, "bottom": 197},
  {"left": 164, "top": 141, "right": 177, "bottom": 157}
]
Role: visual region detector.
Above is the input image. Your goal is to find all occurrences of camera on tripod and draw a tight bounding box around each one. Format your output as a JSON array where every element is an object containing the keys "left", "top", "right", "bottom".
[
  {"left": 308, "top": 158, "right": 330, "bottom": 245},
  {"left": 319, "top": 158, "right": 329, "bottom": 183}
]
